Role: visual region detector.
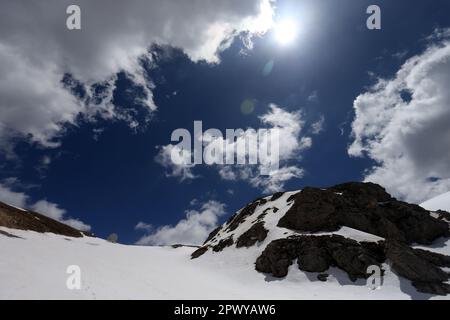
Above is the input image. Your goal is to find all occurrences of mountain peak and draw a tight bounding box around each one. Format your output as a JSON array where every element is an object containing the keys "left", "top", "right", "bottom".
[{"left": 193, "top": 182, "right": 450, "bottom": 296}]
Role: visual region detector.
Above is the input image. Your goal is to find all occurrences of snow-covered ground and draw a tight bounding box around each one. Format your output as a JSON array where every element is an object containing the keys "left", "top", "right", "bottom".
[
  {"left": 421, "top": 192, "right": 450, "bottom": 212},
  {"left": 1, "top": 225, "right": 445, "bottom": 300},
  {"left": 412, "top": 193, "right": 450, "bottom": 256},
  {"left": 1, "top": 190, "right": 449, "bottom": 300}
]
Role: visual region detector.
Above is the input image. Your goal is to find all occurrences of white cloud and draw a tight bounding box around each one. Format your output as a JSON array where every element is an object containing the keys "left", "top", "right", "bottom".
[
  {"left": 349, "top": 30, "right": 450, "bottom": 203},
  {"left": 259, "top": 104, "right": 312, "bottom": 159},
  {"left": 0, "top": 182, "right": 91, "bottom": 231},
  {"left": 0, "top": 42, "right": 83, "bottom": 149},
  {"left": 307, "top": 90, "right": 319, "bottom": 103},
  {"left": 311, "top": 115, "right": 325, "bottom": 134},
  {"left": 0, "top": 184, "right": 28, "bottom": 208},
  {"left": 156, "top": 104, "right": 312, "bottom": 193},
  {"left": 155, "top": 144, "right": 199, "bottom": 181},
  {"left": 136, "top": 200, "right": 226, "bottom": 246},
  {"left": 135, "top": 221, "right": 153, "bottom": 232},
  {"left": 249, "top": 165, "right": 304, "bottom": 193},
  {"left": 216, "top": 105, "right": 312, "bottom": 193},
  {"left": 31, "top": 200, "right": 91, "bottom": 232},
  {"left": 0, "top": 0, "right": 274, "bottom": 151},
  {"left": 219, "top": 165, "right": 304, "bottom": 194}
]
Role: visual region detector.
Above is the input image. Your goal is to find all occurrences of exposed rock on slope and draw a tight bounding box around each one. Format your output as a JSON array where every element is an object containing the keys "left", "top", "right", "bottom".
[
  {"left": 236, "top": 222, "right": 268, "bottom": 248},
  {"left": 385, "top": 241, "right": 450, "bottom": 295},
  {"left": 194, "top": 182, "right": 450, "bottom": 296},
  {"left": 278, "top": 183, "right": 448, "bottom": 244},
  {"left": 256, "top": 235, "right": 385, "bottom": 280},
  {"left": 0, "top": 201, "right": 87, "bottom": 238}
]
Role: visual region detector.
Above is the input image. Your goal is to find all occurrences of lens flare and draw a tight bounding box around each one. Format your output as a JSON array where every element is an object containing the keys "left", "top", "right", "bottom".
[{"left": 274, "top": 19, "right": 299, "bottom": 46}]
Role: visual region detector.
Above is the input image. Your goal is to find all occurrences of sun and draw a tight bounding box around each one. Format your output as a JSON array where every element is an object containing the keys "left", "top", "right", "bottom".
[{"left": 274, "top": 19, "right": 299, "bottom": 46}]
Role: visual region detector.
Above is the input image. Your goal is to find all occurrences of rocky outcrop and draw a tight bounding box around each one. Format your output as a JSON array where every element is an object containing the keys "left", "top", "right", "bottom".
[
  {"left": 0, "top": 201, "right": 87, "bottom": 238},
  {"left": 278, "top": 182, "right": 449, "bottom": 245},
  {"left": 191, "top": 246, "right": 209, "bottom": 259},
  {"left": 255, "top": 235, "right": 385, "bottom": 280},
  {"left": 436, "top": 210, "right": 450, "bottom": 221},
  {"left": 270, "top": 192, "right": 285, "bottom": 202},
  {"left": 198, "top": 182, "right": 450, "bottom": 296},
  {"left": 203, "top": 226, "right": 222, "bottom": 245},
  {"left": 252, "top": 207, "right": 278, "bottom": 224},
  {"left": 317, "top": 273, "right": 329, "bottom": 282},
  {"left": 226, "top": 198, "right": 268, "bottom": 232},
  {"left": 212, "top": 236, "right": 234, "bottom": 252},
  {"left": 385, "top": 241, "right": 450, "bottom": 295},
  {"left": 236, "top": 222, "right": 268, "bottom": 248},
  {"left": 256, "top": 235, "right": 450, "bottom": 295}
]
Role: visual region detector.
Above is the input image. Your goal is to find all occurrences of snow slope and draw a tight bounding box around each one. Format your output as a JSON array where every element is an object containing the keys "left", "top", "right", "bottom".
[
  {"left": 421, "top": 192, "right": 450, "bottom": 212},
  {"left": 1, "top": 190, "right": 449, "bottom": 300},
  {"left": 205, "top": 192, "right": 385, "bottom": 248},
  {"left": 0, "top": 225, "right": 442, "bottom": 300}
]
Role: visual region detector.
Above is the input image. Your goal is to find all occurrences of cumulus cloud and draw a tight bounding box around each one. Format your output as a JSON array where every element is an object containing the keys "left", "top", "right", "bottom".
[
  {"left": 349, "top": 30, "right": 450, "bottom": 203},
  {"left": 311, "top": 115, "right": 325, "bottom": 135},
  {"left": 250, "top": 166, "right": 304, "bottom": 193},
  {"left": 0, "top": 42, "right": 83, "bottom": 149},
  {"left": 134, "top": 221, "right": 153, "bottom": 232},
  {"left": 0, "top": 182, "right": 91, "bottom": 231},
  {"left": 0, "top": 0, "right": 274, "bottom": 151},
  {"left": 216, "top": 105, "right": 312, "bottom": 193},
  {"left": 0, "top": 183, "right": 28, "bottom": 208},
  {"left": 219, "top": 166, "right": 304, "bottom": 194},
  {"left": 156, "top": 104, "right": 312, "bottom": 193},
  {"left": 135, "top": 200, "right": 226, "bottom": 246},
  {"left": 155, "top": 144, "right": 199, "bottom": 181},
  {"left": 31, "top": 200, "right": 91, "bottom": 231}
]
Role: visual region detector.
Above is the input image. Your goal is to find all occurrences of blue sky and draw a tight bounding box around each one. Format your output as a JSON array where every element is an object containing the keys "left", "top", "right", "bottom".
[{"left": 1, "top": 0, "right": 450, "bottom": 244}]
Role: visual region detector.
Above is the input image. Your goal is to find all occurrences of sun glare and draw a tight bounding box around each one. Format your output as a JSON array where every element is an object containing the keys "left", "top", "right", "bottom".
[{"left": 274, "top": 19, "right": 299, "bottom": 46}]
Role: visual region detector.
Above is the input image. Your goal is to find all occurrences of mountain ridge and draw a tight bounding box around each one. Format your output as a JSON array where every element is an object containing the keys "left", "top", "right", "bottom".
[
  {"left": 1, "top": 182, "right": 450, "bottom": 299},
  {"left": 0, "top": 201, "right": 88, "bottom": 238},
  {"left": 193, "top": 182, "right": 450, "bottom": 296}
]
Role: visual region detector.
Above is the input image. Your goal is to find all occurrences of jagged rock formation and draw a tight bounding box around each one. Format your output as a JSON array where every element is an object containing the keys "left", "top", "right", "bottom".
[
  {"left": 278, "top": 183, "right": 449, "bottom": 244},
  {"left": 236, "top": 222, "right": 268, "bottom": 248},
  {"left": 385, "top": 241, "right": 450, "bottom": 295},
  {"left": 225, "top": 197, "right": 268, "bottom": 233},
  {"left": 212, "top": 236, "right": 234, "bottom": 252},
  {"left": 194, "top": 182, "right": 450, "bottom": 296},
  {"left": 0, "top": 201, "right": 87, "bottom": 238},
  {"left": 255, "top": 235, "right": 385, "bottom": 279}
]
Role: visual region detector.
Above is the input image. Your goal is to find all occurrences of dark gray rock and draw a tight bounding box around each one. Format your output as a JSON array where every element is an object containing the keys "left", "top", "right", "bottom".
[
  {"left": 199, "top": 181, "right": 450, "bottom": 297},
  {"left": 278, "top": 182, "right": 449, "bottom": 245},
  {"left": 255, "top": 238, "right": 299, "bottom": 277},
  {"left": 203, "top": 226, "right": 222, "bottom": 245},
  {"left": 413, "top": 248, "right": 450, "bottom": 268},
  {"left": 226, "top": 198, "right": 267, "bottom": 232},
  {"left": 236, "top": 222, "right": 268, "bottom": 248},
  {"left": 270, "top": 192, "right": 285, "bottom": 201},
  {"left": 436, "top": 210, "right": 450, "bottom": 221},
  {"left": 212, "top": 236, "right": 234, "bottom": 252},
  {"left": 385, "top": 241, "right": 450, "bottom": 295},
  {"left": 191, "top": 246, "right": 209, "bottom": 259},
  {"left": 296, "top": 237, "right": 332, "bottom": 273},
  {"left": 256, "top": 235, "right": 385, "bottom": 281},
  {"left": 317, "top": 273, "right": 329, "bottom": 282}
]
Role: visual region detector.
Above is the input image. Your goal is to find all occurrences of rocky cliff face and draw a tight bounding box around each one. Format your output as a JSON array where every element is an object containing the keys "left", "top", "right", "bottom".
[{"left": 192, "top": 182, "right": 450, "bottom": 296}]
